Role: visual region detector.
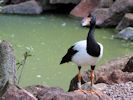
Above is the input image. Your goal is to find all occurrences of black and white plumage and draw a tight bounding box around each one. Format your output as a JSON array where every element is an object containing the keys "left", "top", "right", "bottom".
[
  {"left": 60, "top": 15, "right": 103, "bottom": 91},
  {"left": 60, "top": 16, "right": 103, "bottom": 67}
]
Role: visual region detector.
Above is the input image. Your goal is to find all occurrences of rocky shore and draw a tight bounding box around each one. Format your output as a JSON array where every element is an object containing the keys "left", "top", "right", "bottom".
[
  {"left": 68, "top": 55, "right": 133, "bottom": 100},
  {"left": 0, "top": 41, "right": 132, "bottom": 100}
]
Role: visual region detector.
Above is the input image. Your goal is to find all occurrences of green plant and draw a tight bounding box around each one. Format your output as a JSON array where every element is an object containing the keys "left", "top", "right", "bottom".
[{"left": 17, "top": 51, "right": 32, "bottom": 84}]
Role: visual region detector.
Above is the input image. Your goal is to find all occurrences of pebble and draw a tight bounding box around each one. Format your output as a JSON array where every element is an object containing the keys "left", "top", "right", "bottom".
[{"left": 102, "top": 82, "right": 133, "bottom": 100}]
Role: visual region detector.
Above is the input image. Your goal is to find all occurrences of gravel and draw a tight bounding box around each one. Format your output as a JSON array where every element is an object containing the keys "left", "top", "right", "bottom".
[{"left": 102, "top": 82, "right": 133, "bottom": 100}]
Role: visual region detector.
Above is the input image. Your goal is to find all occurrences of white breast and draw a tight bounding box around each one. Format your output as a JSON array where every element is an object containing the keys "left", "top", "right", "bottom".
[{"left": 72, "top": 40, "right": 103, "bottom": 67}]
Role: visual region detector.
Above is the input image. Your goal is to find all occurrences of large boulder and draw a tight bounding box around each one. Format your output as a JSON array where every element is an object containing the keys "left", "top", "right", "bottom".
[
  {"left": 95, "top": 56, "right": 133, "bottom": 84},
  {"left": 2, "top": 0, "right": 46, "bottom": 4},
  {"left": 9, "top": 0, "right": 29, "bottom": 4},
  {"left": 115, "top": 27, "right": 133, "bottom": 41},
  {"left": 0, "top": 82, "right": 111, "bottom": 100},
  {"left": 98, "top": 0, "right": 114, "bottom": 8},
  {"left": 123, "top": 56, "right": 133, "bottom": 72},
  {"left": 26, "top": 85, "right": 111, "bottom": 100},
  {"left": 70, "top": 0, "right": 101, "bottom": 17},
  {"left": 92, "top": 8, "right": 110, "bottom": 26},
  {"left": 49, "top": 0, "right": 80, "bottom": 4},
  {"left": 101, "top": 0, "right": 133, "bottom": 27},
  {"left": 116, "top": 13, "right": 133, "bottom": 31},
  {"left": 38, "top": 0, "right": 57, "bottom": 11},
  {"left": 0, "top": 85, "right": 37, "bottom": 100},
  {"left": 0, "top": 0, "right": 43, "bottom": 14}
]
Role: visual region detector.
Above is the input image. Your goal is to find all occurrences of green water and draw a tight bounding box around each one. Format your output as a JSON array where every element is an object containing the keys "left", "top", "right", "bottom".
[{"left": 0, "top": 14, "right": 133, "bottom": 90}]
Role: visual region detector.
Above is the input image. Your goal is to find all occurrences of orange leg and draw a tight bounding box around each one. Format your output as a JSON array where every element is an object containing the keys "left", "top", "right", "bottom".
[
  {"left": 90, "top": 69, "right": 94, "bottom": 87},
  {"left": 90, "top": 65, "right": 95, "bottom": 88},
  {"left": 77, "top": 69, "right": 82, "bottom": 89},
  {"left": 87, "top": 66, "right": 102, "bottom": 98},
  {"left": 74, "top": 66, "right": 88, "bottom": 94},
  {"left": 87, "top": 69, "right": 96, "bottom": 94},
  {"left": 77, "top": 66, "right": 83, "bottom": 89},
  {"left": 75, "top": 66, "right": 102, "bottom": 98}
]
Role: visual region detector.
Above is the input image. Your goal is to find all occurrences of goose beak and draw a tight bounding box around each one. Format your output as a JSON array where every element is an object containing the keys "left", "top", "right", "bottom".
[
  {"left": 81, "top": 17, "right": 91, "bottom": 27},
  {"left": 87, "top": 17, "right": 91, "bottom": 22}
]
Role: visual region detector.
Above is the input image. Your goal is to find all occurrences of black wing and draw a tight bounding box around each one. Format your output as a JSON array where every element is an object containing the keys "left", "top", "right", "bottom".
[{"left": 60, "top": 45, "right": 78, "bottom": 64}]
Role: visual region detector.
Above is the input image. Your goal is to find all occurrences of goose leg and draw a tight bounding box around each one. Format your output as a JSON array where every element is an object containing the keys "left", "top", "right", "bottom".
[
  {"left": 90, "top": 65, "right": 95, "bottom": 88},
  {"left": 87, "top": 65, "right": 101, "bottom": 97},
  {"left": 75, "top": 66, "right": 101, "bottom": 97},
  {"left": 74, "top": 66, "right": 88, "bottom": 94},
  {"left": 86, "top": 65, "right": 95, "bottom": 94},
  {"left": 77, "top": 66, "right": 82, "bottom": 89}
]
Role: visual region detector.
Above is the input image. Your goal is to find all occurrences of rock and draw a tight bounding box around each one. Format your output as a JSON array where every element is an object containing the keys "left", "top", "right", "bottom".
[
  {"left": 26, "top": 85, "right": 111, "bottom": 100},
  {"left": 93, "top": 83, "right": 107, "bottom": 91},
  {"left": 95, "top": 55, "right": 133, "bottom": 84},
  {"left": 70, "top": 0, "right": 100, "bottom": 17},
  {"left": 98, "top": 0, "right": 114, "bottom": 8},
  {"left": 92, "top": 8, "right": 110, "bottom": 26},
  {"left": 38, "top": 0, "right": 57, "bottom": 11},
  {"left": 10, "top": 0, "right": 29, "bottom": 4},
  {"left": 101, "top": 0, "right": 133, "bottom": 27},
  {"left": 122, "top": 56, "right": 133, "bottom": 72},
  {"left": 95, "top": 72, "right": 109, "bottom": 84},
  {"left": 3, "top": 0, "right": 35, "bottom": 4},
  {"left": 0, "top": 85, "right": 37, "bottom": 100},
  {"left": 50, "top": 0, "right": 80, "bottom": 4},
  {"left": 80, "top": 82, "right": 107, "bottom": 92},
  {"left": 115, "top": 27, "right": 133, "bottom": 41},
  {"left": 0, "top": 40, "right": 16, "bottom": 96},
  {"left": 0, "top": 0, "right": 43, "bottom": 14},
  {"left": 116, "top": 13, "right": 133, "bottom": 31},
  {"left": 109, "top": 69, "right": 124, "bottom": 83}
]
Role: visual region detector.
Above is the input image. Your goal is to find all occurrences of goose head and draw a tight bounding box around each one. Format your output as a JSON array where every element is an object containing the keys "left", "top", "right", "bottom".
[{"left": 81, "top": 14, "right": 96, "bottom": 27}]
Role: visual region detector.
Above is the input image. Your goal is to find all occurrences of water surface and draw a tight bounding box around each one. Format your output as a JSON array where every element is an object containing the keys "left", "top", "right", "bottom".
[{"left": 0, "top": 14, "right": 133, "bottom": 90}]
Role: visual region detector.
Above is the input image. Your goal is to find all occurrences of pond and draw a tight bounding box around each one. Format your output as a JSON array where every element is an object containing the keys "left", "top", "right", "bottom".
[{"left": 0, "top": 14, "right": 133, "bottom": 91}]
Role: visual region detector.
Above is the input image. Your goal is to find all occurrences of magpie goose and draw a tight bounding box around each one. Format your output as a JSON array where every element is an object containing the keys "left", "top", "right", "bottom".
[{"left": 60, "top": 15, "right": 103, "bottom": 92}]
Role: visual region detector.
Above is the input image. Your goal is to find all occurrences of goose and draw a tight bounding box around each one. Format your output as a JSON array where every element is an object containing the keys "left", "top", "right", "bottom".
[{"left": 60, "top": 15, "right": 103, "bottom": 93}]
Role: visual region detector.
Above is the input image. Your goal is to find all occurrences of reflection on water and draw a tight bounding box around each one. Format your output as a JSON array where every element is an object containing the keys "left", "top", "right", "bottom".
[{"left": 0, "top": 14, "right": 132, "bottom": 90}]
